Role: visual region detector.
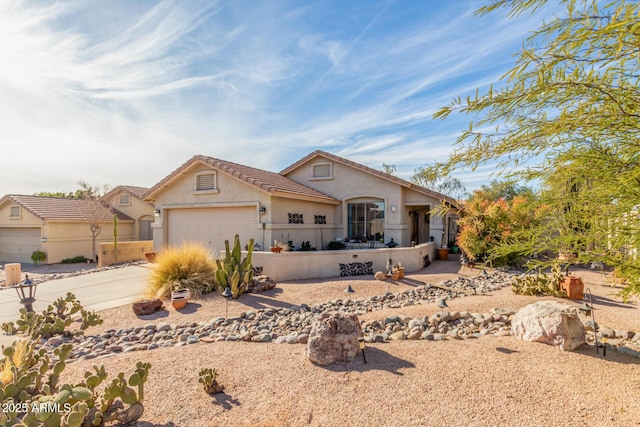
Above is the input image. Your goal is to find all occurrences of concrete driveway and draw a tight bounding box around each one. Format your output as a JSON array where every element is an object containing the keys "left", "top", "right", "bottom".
[{"left": 0, "top": 265, "right": 150, "bottom": 347}]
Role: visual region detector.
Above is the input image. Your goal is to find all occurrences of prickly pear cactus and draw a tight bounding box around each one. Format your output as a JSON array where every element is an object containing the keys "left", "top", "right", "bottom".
[
  {"left": 198, "top": 368, "right": 224, "bottom": 394},
  {"left": 0, "top": 339, "right": 151, "bottom": 427},
  {"left": 1, "top": 293, "right": 102, "bottom": 341}
]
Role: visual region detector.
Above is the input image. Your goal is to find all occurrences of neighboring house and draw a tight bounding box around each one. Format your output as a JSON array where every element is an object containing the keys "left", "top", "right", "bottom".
[
  {"left": 145, "top": 151, "right": 458, "bottom": 254},
  {"left": 0, "top": 195, "right": 135, "bottom": 264},
  {"left": 103, "top": 186, "right": 155, "bottom": 241}
]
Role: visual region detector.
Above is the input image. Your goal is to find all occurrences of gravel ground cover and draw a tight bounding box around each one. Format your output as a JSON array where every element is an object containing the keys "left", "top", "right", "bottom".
[{"left": 3, "top": 261, "right": 640, "bottom": 426}]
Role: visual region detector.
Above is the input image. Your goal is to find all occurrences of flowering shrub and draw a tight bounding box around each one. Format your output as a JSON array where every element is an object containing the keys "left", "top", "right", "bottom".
[{"left": 457, "top": 185, "right": 539, "bottom": 266}]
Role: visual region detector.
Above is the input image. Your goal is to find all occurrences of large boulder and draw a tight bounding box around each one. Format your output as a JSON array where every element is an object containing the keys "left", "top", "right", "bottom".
[
  {"left": 306, "top": 313, "right": 362, "bottom": 365},
  {"left": 511, "top": 301, "right": 585, "bottom": 351}
]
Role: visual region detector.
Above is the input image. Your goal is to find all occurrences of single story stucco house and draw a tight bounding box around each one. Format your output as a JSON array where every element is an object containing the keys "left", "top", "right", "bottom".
[
  {"left": 0, "top": 186, "right": 154, "bottom": 264},
  {"left": 145, "top": 150, "right": 459, "bottom": 255}
]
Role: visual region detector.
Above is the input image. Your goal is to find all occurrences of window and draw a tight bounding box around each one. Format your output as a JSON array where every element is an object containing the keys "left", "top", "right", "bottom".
[
  {"left": 347, "top": 201, "right": 384, "bottom": 241},
  {"left": 311, "top": 162, "right": 332, "bottom": 180},
  {"left": 9, "top": 206, "right": 21, "bottom": 218},
  {"left": 119, "top": 194, "right": 130, "bottom": 205},
  {"left": 195, "top": 172, "right": 217, "bottom": 191}
]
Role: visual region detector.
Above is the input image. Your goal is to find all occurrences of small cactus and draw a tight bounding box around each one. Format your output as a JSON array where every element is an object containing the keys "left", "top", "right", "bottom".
[{"left": 198, "top": 367, "right": 224, "bottom": 394}]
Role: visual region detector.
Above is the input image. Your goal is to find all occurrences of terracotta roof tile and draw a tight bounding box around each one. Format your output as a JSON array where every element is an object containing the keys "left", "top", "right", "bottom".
[
  {"left": 104, "top": 185, "right": 150, "bottom": 200},
  {"left": 145, "top": 155, "right": 339, "bottom": 204},
  {"left": 1, "top": 195, "right": 133, "bottom": 222}
]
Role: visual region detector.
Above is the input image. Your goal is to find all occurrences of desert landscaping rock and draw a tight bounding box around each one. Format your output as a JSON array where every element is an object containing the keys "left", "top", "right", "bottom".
[
  {"left": 15, "top": 269, "right": 639, "bottom": 362},
  {"left": 511, "top": 301, "right": 586, "bottom": 351}
]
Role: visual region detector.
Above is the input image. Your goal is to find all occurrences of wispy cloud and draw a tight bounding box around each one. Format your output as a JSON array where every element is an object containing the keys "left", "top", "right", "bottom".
[{"left": 0, "top": 0, "right": 556, "bottom": 195}]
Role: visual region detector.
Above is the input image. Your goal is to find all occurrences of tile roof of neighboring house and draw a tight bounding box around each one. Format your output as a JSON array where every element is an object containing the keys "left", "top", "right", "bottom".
[
  {"left": 281, "top": 150, "right": 459, "bottom": 207},
  {"left": 0, "top": 195, "right": 134, "bottom": 222},
  {"left": 104, "top": 185, "right": 151, "bottom": 201},
  {"left": 145, "top": 155, "right": 340, "bottom": 204}
]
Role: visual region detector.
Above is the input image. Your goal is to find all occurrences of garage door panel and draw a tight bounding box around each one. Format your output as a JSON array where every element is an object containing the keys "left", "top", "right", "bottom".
[
  {"left": 0, "top": 227, "right": 41, "bottom": 263},
  {"left": 167, "top": 207, "right": 256, "bottom": 254}
]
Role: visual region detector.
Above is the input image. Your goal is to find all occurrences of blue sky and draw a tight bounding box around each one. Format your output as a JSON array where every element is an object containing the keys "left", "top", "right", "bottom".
[{"left": 0, "top": 0, "right": 553, "bottom": 196}]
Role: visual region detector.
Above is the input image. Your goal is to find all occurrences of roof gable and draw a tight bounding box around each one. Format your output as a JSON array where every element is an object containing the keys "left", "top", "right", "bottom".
[
  {"left": 145, "top": 155, "right": 339, "bottom": 205},
  {"left": 281, "top": 150, "right": 458, "bottom": 206},
  {"left": 0, "top": 195, "right": 133, "bottom": 222},
  {"left": 104, "top": 185, "right": 150, "bottom": 201}
]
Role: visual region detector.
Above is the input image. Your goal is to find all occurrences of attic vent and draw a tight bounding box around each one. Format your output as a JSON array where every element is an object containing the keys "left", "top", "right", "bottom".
[
  {"left": 119, "top": 194, "right": 130, "bottom": 205},
  {"left": 10, "top": 206, "right": 21, "bottom": 218},
  {"left": 196, "top": 173, "right": 217, "bottom": 191},
  {"left": 312, "top": 163, "right": 331, "bottom": 178}
]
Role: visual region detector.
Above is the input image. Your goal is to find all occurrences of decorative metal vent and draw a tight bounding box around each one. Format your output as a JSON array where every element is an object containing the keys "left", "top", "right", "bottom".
[{"left": 288, "top": 213, "right": 304, "bottom": 224}]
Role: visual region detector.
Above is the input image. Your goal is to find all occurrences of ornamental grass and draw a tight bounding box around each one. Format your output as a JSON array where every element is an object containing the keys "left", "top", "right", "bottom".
[{"left": 146, "top": 243, "right": 217, "bottom": 300}]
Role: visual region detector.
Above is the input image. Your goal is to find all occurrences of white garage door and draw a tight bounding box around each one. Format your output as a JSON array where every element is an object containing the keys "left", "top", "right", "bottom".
[
  {"left": 167, "top": 207, "right": 256, "bottom": 254},
  {"left": 0, "top": 227, "right": 42, "bottom": 263}
]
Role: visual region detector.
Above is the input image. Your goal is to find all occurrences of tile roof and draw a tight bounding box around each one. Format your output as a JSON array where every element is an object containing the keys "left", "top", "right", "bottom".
[
  {"left": 280, "top": 150, "right": 459, "bottom": 207},
  {"left": 145, "top": 155, "right": 340, "bottom": 204},
  {"left": 0, "top": 195, "right": 133, "bottom": 222},
  {"left": 104, "top": 185, "right": 150, "bottom": 200}
]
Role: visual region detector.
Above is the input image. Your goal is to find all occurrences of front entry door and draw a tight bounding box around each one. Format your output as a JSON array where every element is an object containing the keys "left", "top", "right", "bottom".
[{"left": 409, "top": 207, "right": 431, "bottom": 244}]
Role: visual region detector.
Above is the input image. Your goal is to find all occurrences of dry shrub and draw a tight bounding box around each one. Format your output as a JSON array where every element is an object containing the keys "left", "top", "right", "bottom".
[{"left": 146, "top": 243, "right": 217, "bottom": 300}]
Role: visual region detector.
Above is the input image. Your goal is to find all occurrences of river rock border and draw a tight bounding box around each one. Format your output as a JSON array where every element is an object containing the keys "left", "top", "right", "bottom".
[{"left": 32, "top": 269, "right": 640, "bottom": 362}]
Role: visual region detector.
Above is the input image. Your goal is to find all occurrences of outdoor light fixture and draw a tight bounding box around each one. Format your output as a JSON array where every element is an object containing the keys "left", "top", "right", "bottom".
[
  {"left": 13, "top": 274, "right": 37, "bottom": 312},
  {"left": 358, "top": 337, "right": 367, "bottom": 364},
  {"left": 579, "top": 288, "right": 598, "bottom": 355},
  {"left": 154, "top": 209, "right": 161, "bottom": 217},
  {"left": 390, "top": 205, "right": 397, "bottom": 213},
  {"left": 259, "top": 206, "right": 266, "bottom": 214},
  {"left": 437, "top": 299, "right": 448, "bottom": 318},
  {"left": 222, "top": 287, "right": 232, "bottom": 318}
]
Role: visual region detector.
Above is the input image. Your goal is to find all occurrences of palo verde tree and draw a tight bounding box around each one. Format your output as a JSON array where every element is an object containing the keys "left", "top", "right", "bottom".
[
  {"left": 428, "top": 0, "right": 640, "bottom": 296},
  {"left": 411, "top": 166, "right": 468, "bottom": 200}
]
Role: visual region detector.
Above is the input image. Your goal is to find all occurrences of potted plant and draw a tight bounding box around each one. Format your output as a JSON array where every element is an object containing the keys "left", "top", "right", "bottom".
[
  {"left": 171, "top": 287, "right": 190, "bottom": 309},
  {"left": 393, "top": 262, "right": 405, "bottom": 279},
  {"left": 437, "top": 247, "right": 450, "bottom": 261}
]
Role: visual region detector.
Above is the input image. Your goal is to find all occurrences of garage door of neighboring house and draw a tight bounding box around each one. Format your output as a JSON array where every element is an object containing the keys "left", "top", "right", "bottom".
[
  {"left": 167, "top": 207, "right": 256, "bottom": 254},
  {"left": 0, "top": 227, "right": 41, "bottom": 263}
]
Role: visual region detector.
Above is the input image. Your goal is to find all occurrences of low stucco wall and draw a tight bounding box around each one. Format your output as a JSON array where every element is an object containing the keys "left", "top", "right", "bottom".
[
  {"left": 98, "top": 241, "right": 153, "bottom": 268},
  {"left": 251, "top": 243, "right": 436, "bottom": 281}
]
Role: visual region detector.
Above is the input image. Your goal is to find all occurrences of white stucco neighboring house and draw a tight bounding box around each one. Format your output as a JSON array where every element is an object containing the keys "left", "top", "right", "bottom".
[{"left": 145, "top": 151, "right": 459, "bottom": 254}]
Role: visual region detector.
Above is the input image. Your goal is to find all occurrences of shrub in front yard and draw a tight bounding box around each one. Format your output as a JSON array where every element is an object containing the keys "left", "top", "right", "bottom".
[
  {"left": 146, "top": 243, "right": 217, "bottom": 300},
  {"left": 61, "top": 255, "right": 89, "bottom": 264}
]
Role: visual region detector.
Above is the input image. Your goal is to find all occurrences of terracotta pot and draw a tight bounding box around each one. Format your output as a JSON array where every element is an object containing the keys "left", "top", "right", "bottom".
[
  {"left": 171, "top": 296, "right": 188, "bottom": 310},
  {"left": 395, "top": 268, "right": 405, "bottom": 279},
  {"left": 391, "top": 271, "right": 401, "bottom": 281},
  {"left": 270, "top": 247, "right": 283, "bottom": 253},
  {"left": 561, "top": 276, "right": 584, "bottom": 300},
  {"left": 437, "top": 248, "right": 449, "bottom": 261},
  {"left": 144, "top": 252, "right": 157, "bottom": 263}
]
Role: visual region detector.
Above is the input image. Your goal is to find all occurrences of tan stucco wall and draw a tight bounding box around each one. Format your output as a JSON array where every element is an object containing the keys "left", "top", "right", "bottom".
[
  {"left": 284, "top": 159, "right": 447, "bottom": 247},
  {"left": 252, "top": 243, "right": 436, "bottom": 281},
  {"left": 42, "top": 220, "right": 135, "bottom": 263},
  {"left": 150, "top": 164, "right": 339, "bottom": 252},
  {"left": 98, "top": 240, "right": 154, "bottom": 267},
  {"left": 0, "top": 203, "right": 44, "bottom": 227},
  {"left": 105, "top": 190, "right": 155, "bottom": 239}
]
